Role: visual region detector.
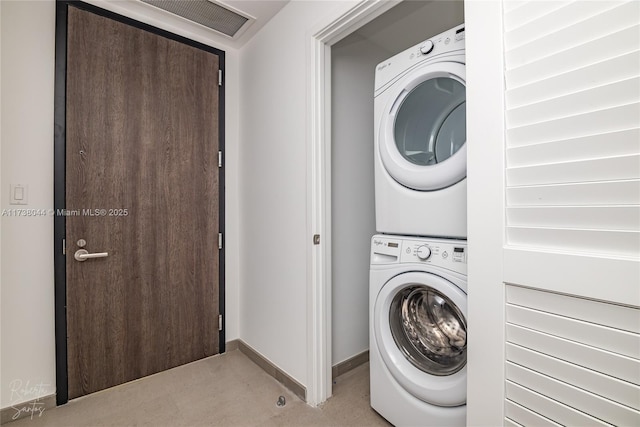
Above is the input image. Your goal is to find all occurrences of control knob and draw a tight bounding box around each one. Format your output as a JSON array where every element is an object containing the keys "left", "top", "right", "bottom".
[
  {"left": 420, "top": 40, "right": 434, "bottom": 55},
  {"left": 416, "top": 245, "right": 431, "bottom": 260}
]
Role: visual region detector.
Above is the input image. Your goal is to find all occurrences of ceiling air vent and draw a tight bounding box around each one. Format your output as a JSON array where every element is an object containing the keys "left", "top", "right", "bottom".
[{"left": 140, "top": 0, "right": 252, "bottom": 38}]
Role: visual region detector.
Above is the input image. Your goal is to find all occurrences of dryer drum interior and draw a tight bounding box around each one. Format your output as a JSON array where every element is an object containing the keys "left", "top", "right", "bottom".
[
  {"left": 389, "top": 285, "right": 467, "bottom": 376},
  {"left": 393, "top": 76, "right": 466, "bottom": 167}
]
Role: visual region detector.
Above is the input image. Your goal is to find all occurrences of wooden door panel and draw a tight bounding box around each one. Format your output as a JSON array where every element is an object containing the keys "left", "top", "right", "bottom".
[{"left": 66, "top": 6, "right": 219, "bottom": 399}]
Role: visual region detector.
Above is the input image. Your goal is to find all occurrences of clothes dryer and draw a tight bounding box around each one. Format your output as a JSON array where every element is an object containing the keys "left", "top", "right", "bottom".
[{"left": 374, "top": 24, "right": 466, "bottom": 238}]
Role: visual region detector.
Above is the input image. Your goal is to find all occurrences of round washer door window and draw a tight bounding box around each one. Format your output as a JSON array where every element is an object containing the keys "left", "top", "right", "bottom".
[
  {"left": 379, "top": 62, "right": 466, "bottom": 191},
  {"left": 389, "top": 286, "right": 467, "bottom": 376},
  {"left": 373, "top": 271, "right": 467, "bottom": 407}
]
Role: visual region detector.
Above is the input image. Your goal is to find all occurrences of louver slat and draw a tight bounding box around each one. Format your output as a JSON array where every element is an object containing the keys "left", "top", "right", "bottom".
[
  {"left": 506, "top": 25, "right": 639, "bottom": 88},
  {"left": 505, "top": 286, "right": 640, "bottom": 426},
  {"left": 504, "top": 0, "right": 640, "bottom": 259}
]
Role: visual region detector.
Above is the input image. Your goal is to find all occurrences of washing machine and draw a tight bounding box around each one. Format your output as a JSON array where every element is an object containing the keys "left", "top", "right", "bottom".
[
  {"left": 374, "top": 24, "right": 466, "bottom": 238},
  {"left": 370, "top": 234, "right": 467, "bottom": 426}
]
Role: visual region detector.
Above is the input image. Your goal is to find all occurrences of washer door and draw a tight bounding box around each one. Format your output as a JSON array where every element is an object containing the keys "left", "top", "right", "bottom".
[
  {"left": 379, "top": 62, "right": 466, "bottom": 191},
  {"left": 374, "top": 271, "right": 467, "bottom": 407}
]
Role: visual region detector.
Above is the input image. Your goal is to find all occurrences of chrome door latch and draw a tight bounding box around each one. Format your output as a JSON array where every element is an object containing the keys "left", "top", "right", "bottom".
[{"left": 74, "top": 249, "right": 108, "bottom": 262}]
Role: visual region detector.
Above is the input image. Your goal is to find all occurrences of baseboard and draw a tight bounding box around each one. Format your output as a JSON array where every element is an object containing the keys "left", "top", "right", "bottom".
[
  {"left": 332, "top": 350, "right": 370, "bottom": 379},
  {"left": 225, "top": 339, "right": 239, "bottom": 352},
  {"left": 1, "top": 394, "right": 56, "bottom": 425},
  {"left": 237, "top": 340, "right": 306, "bottom": 402}
]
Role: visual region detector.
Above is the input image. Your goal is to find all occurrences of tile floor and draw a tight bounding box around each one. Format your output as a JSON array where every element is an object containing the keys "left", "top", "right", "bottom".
[{"left": 9, "top": 350, "right": 391, "bottom": 427}]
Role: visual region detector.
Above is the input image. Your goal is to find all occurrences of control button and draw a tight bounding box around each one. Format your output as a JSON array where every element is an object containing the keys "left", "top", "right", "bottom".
[
  {"left": 416, "top": 245, "right": 431, "bottom": 260},
  {"left": 420, "top": 40, "right": 434, "bottom": 55},
  {"left": 444, "top": 37, "right": 451, "bottom": 45},
  {"left": 406, "top": 247, "right": 411, "bottom": 254},
  {"left": 442, "top": 251, "right": 449, "bottom": 259}
]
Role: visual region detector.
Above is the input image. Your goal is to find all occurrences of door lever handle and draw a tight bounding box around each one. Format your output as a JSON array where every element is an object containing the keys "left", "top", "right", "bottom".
[{"left": 74, "top": 249, "right": 108, "bottom": 262}]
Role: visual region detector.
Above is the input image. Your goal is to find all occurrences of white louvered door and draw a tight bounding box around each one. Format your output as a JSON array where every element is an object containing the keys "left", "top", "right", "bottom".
[{"left": 501, "top": 1, "right": 640, "bottom": 425}]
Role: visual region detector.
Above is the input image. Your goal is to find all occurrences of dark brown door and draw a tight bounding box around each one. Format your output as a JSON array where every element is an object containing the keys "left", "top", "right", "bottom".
[{"left": 65, "top": 6, "right": 221, "bottom": 399}]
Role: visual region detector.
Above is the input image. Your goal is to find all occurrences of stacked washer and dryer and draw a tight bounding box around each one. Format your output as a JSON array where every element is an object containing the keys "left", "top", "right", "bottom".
[{"left": 369, "top": 24, "right": 468, "bottom": 427}]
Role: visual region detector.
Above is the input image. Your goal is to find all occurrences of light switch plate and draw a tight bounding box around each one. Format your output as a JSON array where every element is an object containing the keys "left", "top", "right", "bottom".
[{"left": 10, "top": 184, "right": 28, "bottom": 205}]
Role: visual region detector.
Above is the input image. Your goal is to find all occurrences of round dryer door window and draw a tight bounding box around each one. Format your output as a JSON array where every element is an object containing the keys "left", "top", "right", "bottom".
[
  {"left": 379, "top": 62, "right": 466, "bottom": 191},
  {"left": 373, "top": 271, "right": 467, "bottom": 407}
]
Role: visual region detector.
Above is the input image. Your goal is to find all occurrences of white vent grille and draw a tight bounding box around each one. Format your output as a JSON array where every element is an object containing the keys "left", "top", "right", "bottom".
[
  {"left": 505, "top": 285, "right": 640, "bottom": 426},
  {"left": 141, "top": 0, "right": 250, "bottom": 38},
  {"left": 504, "top": 0, "right": 640, "bottom": 259}
]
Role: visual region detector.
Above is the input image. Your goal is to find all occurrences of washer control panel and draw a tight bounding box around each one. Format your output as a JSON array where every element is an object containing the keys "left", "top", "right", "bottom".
[{"left": 371, "top": 235, "right": 467, "bottom": 275}]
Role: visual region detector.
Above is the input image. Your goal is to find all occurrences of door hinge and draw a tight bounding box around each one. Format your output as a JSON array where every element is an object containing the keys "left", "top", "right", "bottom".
[
  {"left": 218, "top": 69, "right": 223, "bottom": 86},
  {"left": 62, "top": 238, "right": 66, "bottom": 255},
  {"left": 218, "top": 314, "right": 223, "bottom": 331},
  {"left": 218, "top": 232, "right": 223, "bottom": 250},
  {"left": 218, "top": 151, "right": 223, "bottom": 168}
]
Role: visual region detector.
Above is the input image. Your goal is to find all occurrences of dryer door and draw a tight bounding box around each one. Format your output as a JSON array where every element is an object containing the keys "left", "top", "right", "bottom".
[
  {"left": 374, "top": 271, "right": 467, "bottom": 407},
  {"left": 379, "top": 62, "right": 466, "bottom": 191}
]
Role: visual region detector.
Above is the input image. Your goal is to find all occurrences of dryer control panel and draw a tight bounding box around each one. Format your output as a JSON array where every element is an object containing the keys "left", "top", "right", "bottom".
[
  {"left": 375, "top": 23, "right": 465, "bottom": 94},
  {"left": 371, "top": 235, "right": 467, "bottom": 275}
]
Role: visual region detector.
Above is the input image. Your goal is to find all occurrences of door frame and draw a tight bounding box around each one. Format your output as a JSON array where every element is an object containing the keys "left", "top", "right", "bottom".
[
  {"left": 304, "top": 0, "right": 400, "bottom": 406},
  {"left": 53, "top": 0, "right": 226, "bottom": 405}
]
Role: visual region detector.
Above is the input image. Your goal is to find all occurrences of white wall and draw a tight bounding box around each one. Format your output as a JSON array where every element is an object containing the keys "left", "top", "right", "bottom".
[
  {"left": 0, "top": 0, "right": 240, "bottom": 408},
  {"left": 330, "top": 35, "right": 383, "bottom": 365},
  {"left": 1, "top": 0, "right": 57, "bottom": 409},
  {"left": 354, "top": 0, "right": 465, "bottom": 53},
  {"left": 238, "top": 0, "right": 357, "bottom": 386}
]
